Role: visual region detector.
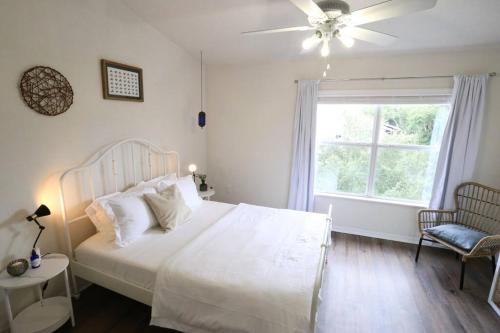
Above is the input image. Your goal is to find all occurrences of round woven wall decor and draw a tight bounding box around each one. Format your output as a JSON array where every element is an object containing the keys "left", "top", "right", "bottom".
[{"left": 20, "top": 66, "right": 74, "bottom": 116}]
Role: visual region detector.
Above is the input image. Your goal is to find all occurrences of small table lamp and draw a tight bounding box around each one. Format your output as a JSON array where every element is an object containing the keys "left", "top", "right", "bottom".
[
  {"left": 26, "top": 204, "right": 50, "bottom": 250},
  {"left": 188, "top": 164, "right": 197, "bottom": 182}
]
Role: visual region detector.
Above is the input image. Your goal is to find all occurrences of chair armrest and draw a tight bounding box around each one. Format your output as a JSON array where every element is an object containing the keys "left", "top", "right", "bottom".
[
  {"left": 417, "top": 209, "right": 456, "bottom": 233},
  {"left": 469, "top": 235, "right": 500, "bottom": 256}
]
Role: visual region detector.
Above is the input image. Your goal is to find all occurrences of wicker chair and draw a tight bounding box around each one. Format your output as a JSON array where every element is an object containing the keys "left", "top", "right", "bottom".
[{"left": 415, "top": 182, "right": 500, "bottom": 289}]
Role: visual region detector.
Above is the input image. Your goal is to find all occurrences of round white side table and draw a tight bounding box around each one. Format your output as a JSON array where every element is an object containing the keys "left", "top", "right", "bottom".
[
  {"left": 198, "top": 189, "right": 215, "bottom": 201},
  {"left": 0, "top": 253, "right": 75, "bottom": 333}
]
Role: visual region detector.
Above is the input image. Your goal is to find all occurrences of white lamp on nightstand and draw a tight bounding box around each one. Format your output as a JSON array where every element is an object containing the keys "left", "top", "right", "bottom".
[{"left": 188, "top": 164, "right": 197, "bottom": 182}]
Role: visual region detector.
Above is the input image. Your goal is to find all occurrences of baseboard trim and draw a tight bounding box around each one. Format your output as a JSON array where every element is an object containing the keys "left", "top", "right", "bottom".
[{"left": 332, "top": 225, "right": 421, "bottom": 245}]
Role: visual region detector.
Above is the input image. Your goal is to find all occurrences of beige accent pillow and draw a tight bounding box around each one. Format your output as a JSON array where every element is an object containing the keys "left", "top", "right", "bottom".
[{"left": 144, "top": 185, "right": 192, "bottom": 232}]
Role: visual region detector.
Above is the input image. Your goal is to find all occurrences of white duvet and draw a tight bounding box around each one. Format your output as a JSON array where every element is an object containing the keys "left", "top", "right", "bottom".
[{"left": 151, "top": 203, "right": 328, "bottom": 333}]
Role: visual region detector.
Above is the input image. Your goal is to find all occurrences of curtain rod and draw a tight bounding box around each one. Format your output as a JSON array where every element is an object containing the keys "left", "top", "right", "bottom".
[{"left": 294, "top": 72, "right": 497, "bottom": 84}]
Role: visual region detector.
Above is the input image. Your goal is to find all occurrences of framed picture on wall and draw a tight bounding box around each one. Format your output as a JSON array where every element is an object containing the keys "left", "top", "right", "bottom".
[{"left": 101, "top": 59, "right": 144, "bottom": 102}]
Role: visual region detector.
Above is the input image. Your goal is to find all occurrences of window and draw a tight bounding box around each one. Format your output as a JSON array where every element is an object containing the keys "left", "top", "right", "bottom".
[{"left": 315, "top": 91, "right": 451, "bottom": 204}]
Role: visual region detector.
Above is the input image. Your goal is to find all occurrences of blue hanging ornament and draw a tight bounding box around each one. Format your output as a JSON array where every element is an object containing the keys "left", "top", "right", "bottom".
[
  {"left": 198, "top": 110, "right": 206, "bottom": 128},
  {"left": 198, "top": 51, "right": 206, "bottom": 129}
]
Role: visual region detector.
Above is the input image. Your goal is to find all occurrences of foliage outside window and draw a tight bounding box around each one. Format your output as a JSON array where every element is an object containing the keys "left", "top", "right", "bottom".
[{"left": 315, "top": 96, "right": 450, "bottom": 204}]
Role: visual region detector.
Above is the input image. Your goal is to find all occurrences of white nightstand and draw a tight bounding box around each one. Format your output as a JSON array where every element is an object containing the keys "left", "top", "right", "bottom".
[
  {"left": 0, "top": 253, "right": 75, "bottom": 333},
  {"left": 199, "top": 189, "right": 215, "bottom": 201}
]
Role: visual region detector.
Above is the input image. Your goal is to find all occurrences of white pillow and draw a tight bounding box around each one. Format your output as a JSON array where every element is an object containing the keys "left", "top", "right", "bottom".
[
  {"left": 126, "top": 173, "right": 177, "bottom": 192},
  {"left": 157, "top": 176, "right": 202, "bottom": 211},
  {"left": 85, "top": 192, "right": 121, "bottom": 237},
  {"left": 155, "top": 178, "right": 176, "bottom": 192},
  {"left": 108, "top": 188, "right": 157, "bottom": 247},
  {"left": 85, "top": 187, "right": 157, "bottom": 243}
]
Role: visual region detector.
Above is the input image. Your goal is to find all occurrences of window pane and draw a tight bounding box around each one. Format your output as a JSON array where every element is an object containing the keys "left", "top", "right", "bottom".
[
  {"left": 315, "top": 144, "right": 370, "bottom": 195},
  {"left": 378, "top": 104, "right": 450, "bottom": 146},
  {"left": 374, "top": 148, "right": 439, "bottom": 202},
  {"left": 316, "top": 104, "right": 376, "bottom": 144}
]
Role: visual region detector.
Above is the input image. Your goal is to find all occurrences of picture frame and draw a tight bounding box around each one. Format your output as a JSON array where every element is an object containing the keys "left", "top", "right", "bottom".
[{"left": 101, "top": 59, "right": 143, "bottom": 102}]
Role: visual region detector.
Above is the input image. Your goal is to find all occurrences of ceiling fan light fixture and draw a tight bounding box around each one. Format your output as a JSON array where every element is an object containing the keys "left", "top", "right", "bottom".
[
  {"left": 243, "top": 0, "right": 437, "bottom": 60},
  {"left": 338, "top": 33, "right": 355, "bottom": 48},
  {"left": 320, "top": 39, "right": 330, "bottom": 57},
  {"left": 302, "top": 34, "right": 321, "bottom": 50}
]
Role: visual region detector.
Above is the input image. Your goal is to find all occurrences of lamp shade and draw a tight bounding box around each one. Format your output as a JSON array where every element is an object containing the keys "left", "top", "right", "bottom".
[
  {"left": 188, "top": 164, "right": 197, "bottom": 173},
  {"left": 26, "top": 204, "right": 51, "bottom": 221}
]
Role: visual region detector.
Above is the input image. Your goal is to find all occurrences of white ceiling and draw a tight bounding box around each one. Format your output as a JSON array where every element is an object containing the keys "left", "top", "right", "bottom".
[{"left": 122, "top": 0, "right": 500, "bottom": 65}]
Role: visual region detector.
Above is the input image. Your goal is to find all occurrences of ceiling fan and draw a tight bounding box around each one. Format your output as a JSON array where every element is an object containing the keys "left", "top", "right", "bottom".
[{"left": 242, "top": 0, "right": 438, "bottom": 57}]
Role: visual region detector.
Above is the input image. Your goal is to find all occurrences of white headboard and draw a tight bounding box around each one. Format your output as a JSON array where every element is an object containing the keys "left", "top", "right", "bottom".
[{"left": 59, "top": 138, "right": 180, "bottom": 260}]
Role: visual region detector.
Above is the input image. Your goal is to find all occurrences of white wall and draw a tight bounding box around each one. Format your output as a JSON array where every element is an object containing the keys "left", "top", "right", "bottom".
[
  {"left": 0, "top": 0, "right": 205, "bottom": 329},
  {"left": 207, "top": 47, "right": 500, "bottom": 243}
]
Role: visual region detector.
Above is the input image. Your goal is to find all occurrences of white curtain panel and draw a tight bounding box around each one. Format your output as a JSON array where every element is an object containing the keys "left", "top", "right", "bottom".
[
  {"left": 287, "top": 80, "right": 319, "bottom": 211},
  {"left": 430, "top": 74, "right": 489, "bottom": 209}
]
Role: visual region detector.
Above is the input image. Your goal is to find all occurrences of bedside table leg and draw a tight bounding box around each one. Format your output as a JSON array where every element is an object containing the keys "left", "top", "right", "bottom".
[
  {"left": 36, "top": 284, "right": 44, "bottom": 306},
  {"left": 64, "top": 268, "right": 75, "bottom": 326},
  {"left": 3, "top": 289, "right": 14, "bottom": 330}
]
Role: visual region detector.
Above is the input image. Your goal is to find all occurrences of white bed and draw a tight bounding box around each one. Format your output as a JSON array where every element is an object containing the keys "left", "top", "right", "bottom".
[
  {"left": 60, "top": 138, "right": 332, "bottom": 333},
  {"left": 75, "top": 201, "right": 235, "bottom": 290}
]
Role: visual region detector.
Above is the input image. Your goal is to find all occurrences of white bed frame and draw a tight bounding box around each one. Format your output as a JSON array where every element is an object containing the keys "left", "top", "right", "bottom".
[{"left": 59, "top": 138, "right": 332, "bottom": 332}]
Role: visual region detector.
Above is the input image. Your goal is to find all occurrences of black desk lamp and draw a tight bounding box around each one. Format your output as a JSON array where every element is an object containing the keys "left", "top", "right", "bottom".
[{"left": 26, "top": 204, "right": 50, "bottom": 249}]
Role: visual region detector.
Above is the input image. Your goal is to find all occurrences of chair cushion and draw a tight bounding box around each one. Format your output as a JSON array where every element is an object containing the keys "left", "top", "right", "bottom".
[{"left": 424, "top": 224, "right": 488, "bottom": 252}]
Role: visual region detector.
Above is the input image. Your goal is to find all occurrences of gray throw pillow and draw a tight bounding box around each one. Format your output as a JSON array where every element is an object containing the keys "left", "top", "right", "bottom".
[{"left": 144, "top": 185, "right": 192, "bottom": 232}]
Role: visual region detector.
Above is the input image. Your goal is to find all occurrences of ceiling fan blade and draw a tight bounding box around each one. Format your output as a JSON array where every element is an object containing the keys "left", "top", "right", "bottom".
[
  {"left": 342, "top": 26, "right": 397, "bottom": 46},
  {"left": 351, "top": 0, "right": 437, "bottom": 26},
  {"left": 289, "top": 0, "right": 328, "bottom": 20},
  {"left": 242, "top": 26, "right": 314, "bottom": 36}
]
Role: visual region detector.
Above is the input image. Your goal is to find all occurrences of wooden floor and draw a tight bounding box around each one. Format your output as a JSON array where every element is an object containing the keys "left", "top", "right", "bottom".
[{"left": 57, "top": 233, "right": 500, "bottom": 333}]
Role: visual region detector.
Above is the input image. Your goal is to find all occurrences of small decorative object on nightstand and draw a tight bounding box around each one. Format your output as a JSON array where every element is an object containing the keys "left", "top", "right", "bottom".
[
  {"left": 197, "top": 174, "right": 208, "bottom": 192},
  {"left": 199, "top": 188, "right": 215, "bottom": 201},
  {"left": 6, "top": 259, "right": 28, "bottom": 277},
  {"left": 0, "top": 253, "right": 75, "bottom": 333}
]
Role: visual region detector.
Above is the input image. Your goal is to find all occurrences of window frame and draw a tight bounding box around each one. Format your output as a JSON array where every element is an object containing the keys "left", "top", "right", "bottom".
[{"left": 314, "top": 89, "right": 452, "bottom": 205}]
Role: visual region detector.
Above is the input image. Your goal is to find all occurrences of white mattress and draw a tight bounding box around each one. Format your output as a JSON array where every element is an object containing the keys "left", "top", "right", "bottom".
[{"left": 74, "top": 201, "right": 235, "bottom": 290}]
